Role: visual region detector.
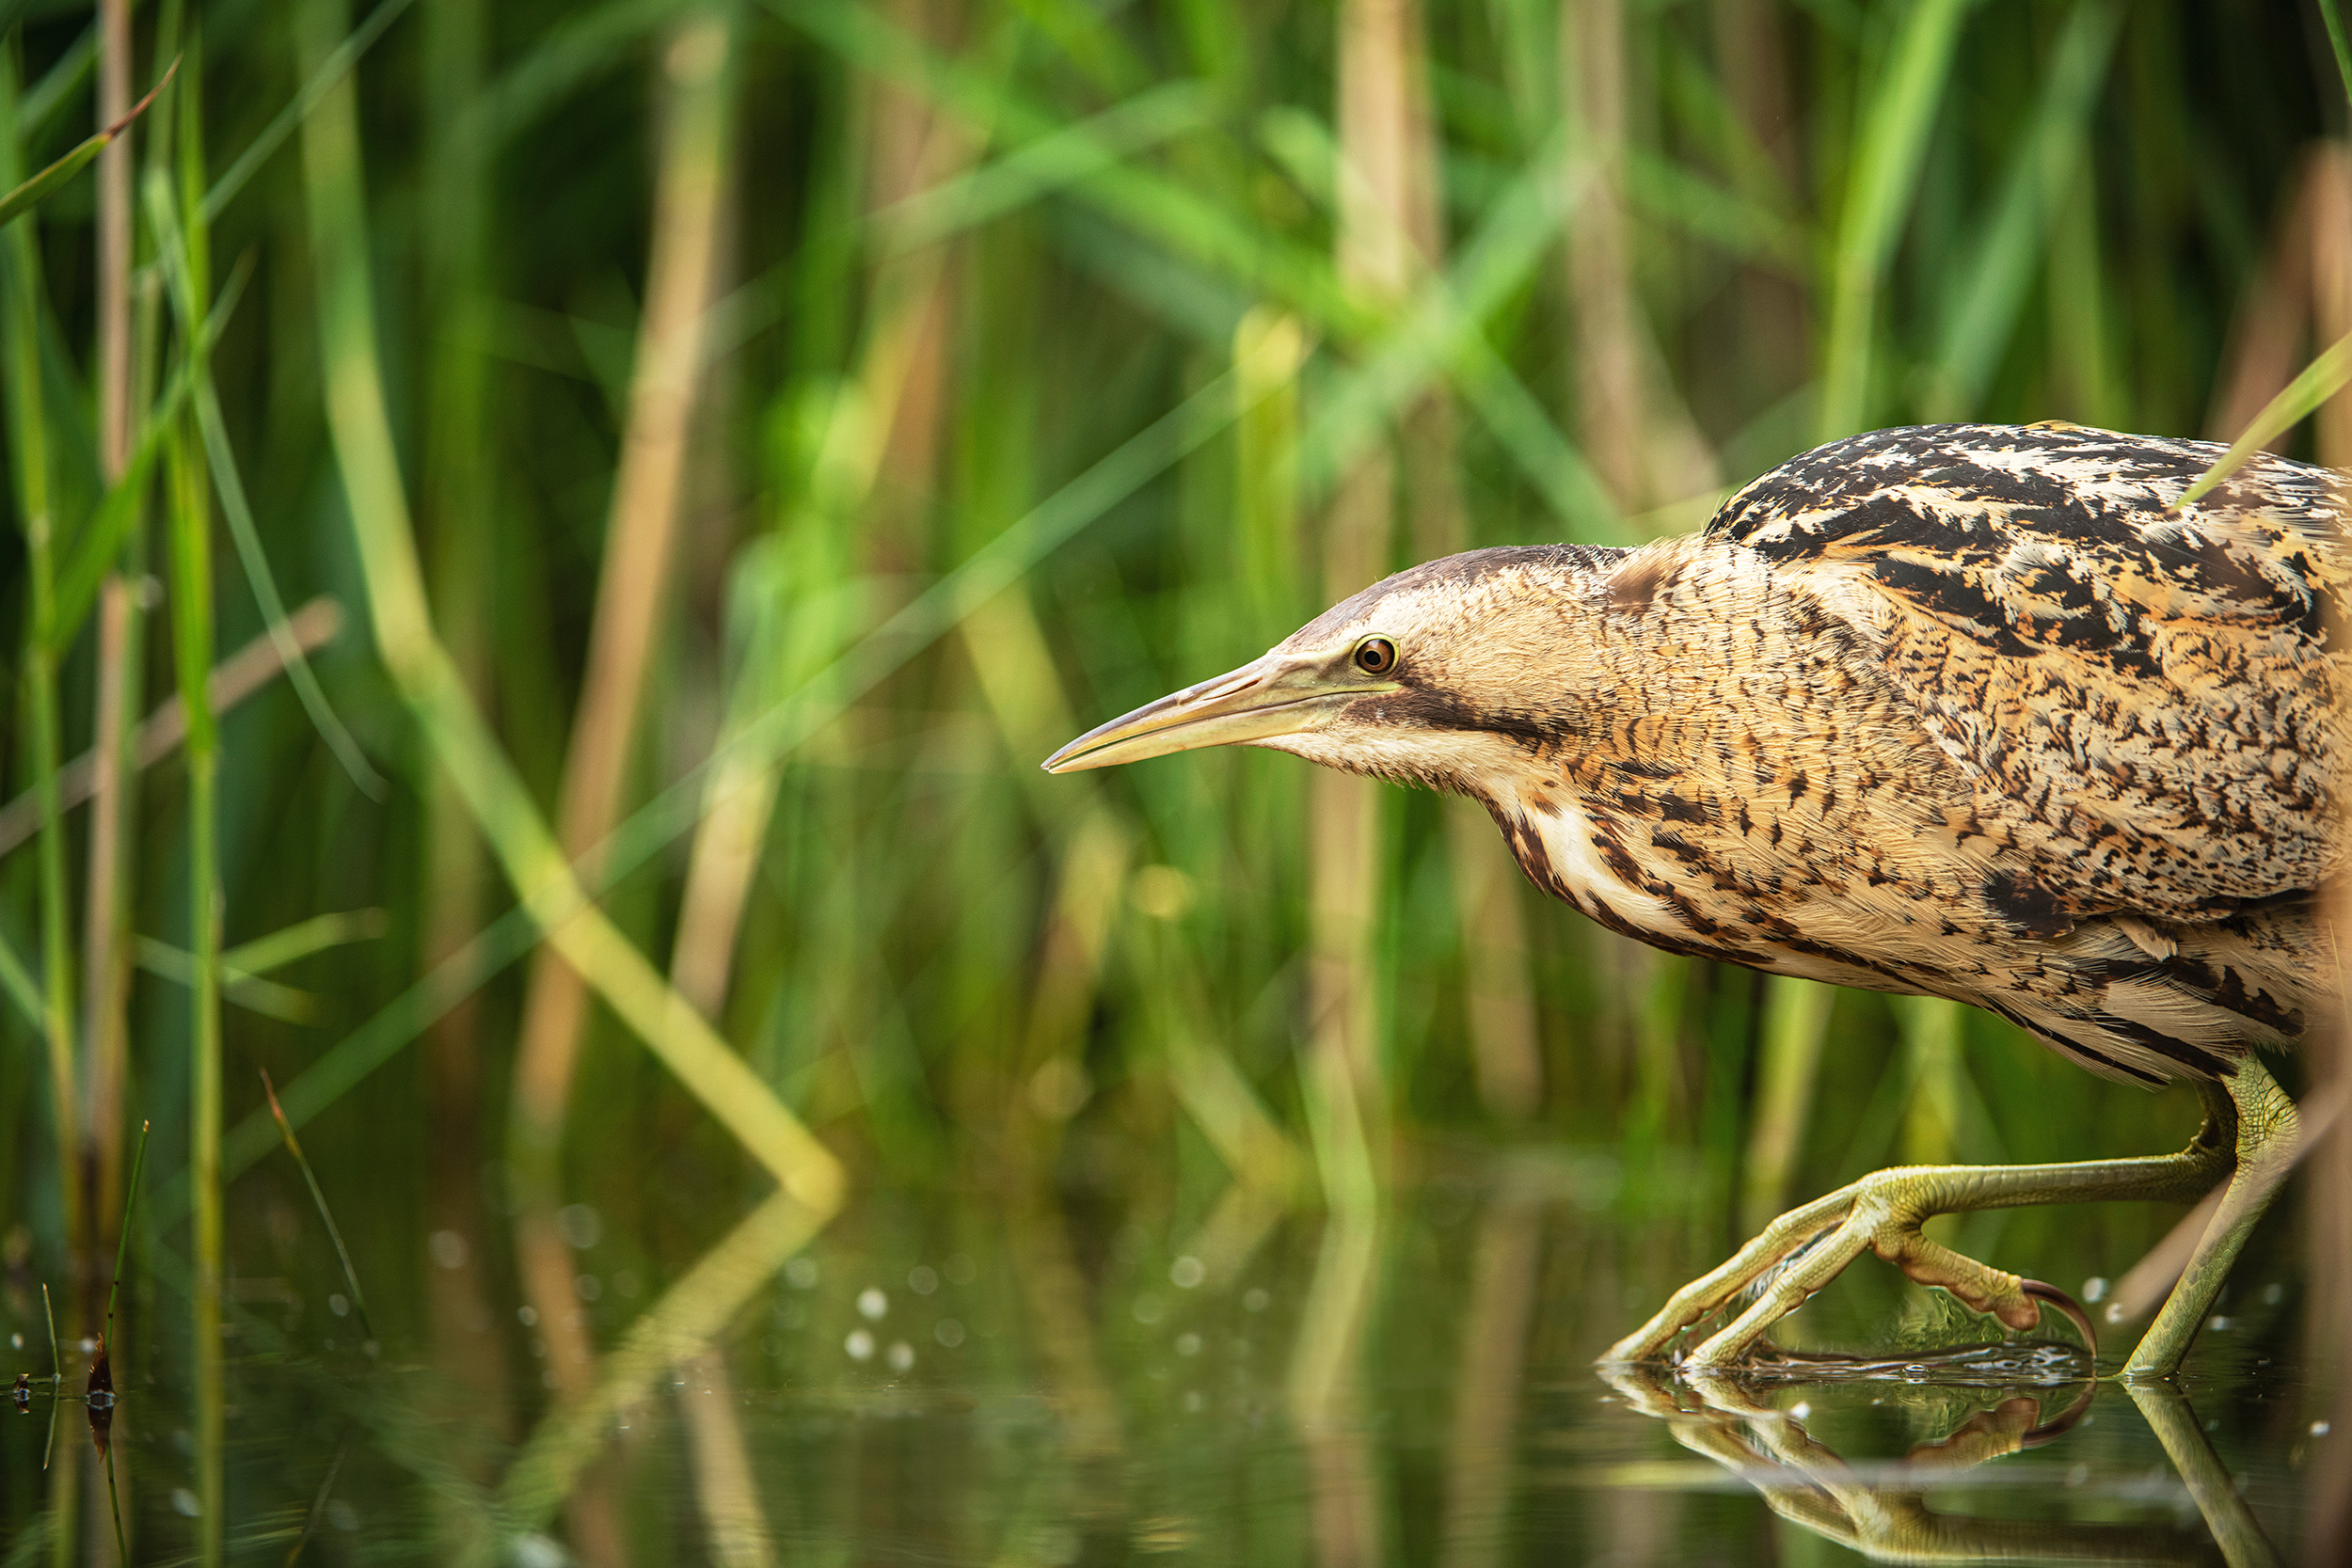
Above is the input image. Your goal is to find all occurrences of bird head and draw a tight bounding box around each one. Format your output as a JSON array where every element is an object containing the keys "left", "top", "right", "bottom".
[{"left": 1042, "top": 546, "right": 1612, "bottom": 799}]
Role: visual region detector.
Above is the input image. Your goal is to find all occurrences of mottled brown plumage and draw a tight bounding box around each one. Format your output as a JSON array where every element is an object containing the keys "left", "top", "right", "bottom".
[{"left": 1046, "top": 421, "right": 2344, "bottom": 1372}]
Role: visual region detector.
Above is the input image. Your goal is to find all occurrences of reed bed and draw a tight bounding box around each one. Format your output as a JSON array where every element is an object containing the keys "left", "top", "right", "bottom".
[{"left": 0, "top": 0, "right": 2333, "bottom": 1556}]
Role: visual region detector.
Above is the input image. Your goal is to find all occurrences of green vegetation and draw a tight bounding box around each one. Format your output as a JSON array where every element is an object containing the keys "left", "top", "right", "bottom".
[{"left": 0, "top": 0, "right": 2333, "bottom": 1555}]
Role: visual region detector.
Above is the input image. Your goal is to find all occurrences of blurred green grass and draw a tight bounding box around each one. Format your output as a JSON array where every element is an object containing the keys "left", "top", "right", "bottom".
[{"left": 0, "top": 0, "right": 2336, "bottom": 1543}]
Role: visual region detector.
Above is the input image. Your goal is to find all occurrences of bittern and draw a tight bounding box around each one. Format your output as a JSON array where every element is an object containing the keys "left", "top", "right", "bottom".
[{"left": 1044, "top": 422, "right": 2342, "bottom": 1378}]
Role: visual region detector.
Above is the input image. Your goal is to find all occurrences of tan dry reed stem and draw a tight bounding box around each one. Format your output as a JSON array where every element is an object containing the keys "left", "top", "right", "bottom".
[
  {"left": 2208, "top": 148, "right": 2352, "bottom": 459},
  {"left": 1564, "top": 0, "right": 1706, "bottom": 1152},
  {"left": 2185, "top": 337, "right": 2352, "bottom": 506},
  {"left": 1373, "top": 0, "right": 1543, "bottom": 1124},
  {"left": 513, "top": 9, "right": 764, "bottom": 1551},
  {"left": 81, "top": 0, "right": 138, "bottom": 1312},
  {"left": 96, "top": 0, "right": 131, "bottom": 477},
  {"left": 1308, "top": 0, "right": 1419, "bottom": 1210},
  {"left": 77, "top": 582, "right": 133, "bottom": 1280},
  {"left": 503, "top": 37, "right": 742, "bottom": 1558},
  {"left": 1565, "top": 0, "right": 1719, "bottom": 514},
  {"left": 509, "top": 7, "right": 739, "bottom": 1164},
  {"left": 2182, "top": 142, "right": 2352, "bottom": 508}
]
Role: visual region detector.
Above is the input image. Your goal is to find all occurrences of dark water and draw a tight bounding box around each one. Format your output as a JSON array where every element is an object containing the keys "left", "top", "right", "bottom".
[{"left": 2, "top": 1146, "right": 2325, "bottom": 1565}]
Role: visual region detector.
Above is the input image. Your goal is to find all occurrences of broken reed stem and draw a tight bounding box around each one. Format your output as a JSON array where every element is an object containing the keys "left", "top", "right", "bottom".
[
  {"left": 102, "top": 1120, "right": 149, "bottom": 1336},
  {"left": 260, "top": 1071, "right": 374, "bottom": 1345},
  {"left": 41, "top": 1281, "right": 58, "bottom": 1386},
  {"left": 296, "top": 0, "right": 843, "bottom": 1213},
  {"left": 40, "top": 1282, "right": 57, "bottom": 1474}
]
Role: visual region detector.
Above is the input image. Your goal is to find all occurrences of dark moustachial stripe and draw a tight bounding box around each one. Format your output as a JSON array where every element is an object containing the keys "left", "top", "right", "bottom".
[{"left": 1383, "top": 684, "right": 1563, "bottom": 750}]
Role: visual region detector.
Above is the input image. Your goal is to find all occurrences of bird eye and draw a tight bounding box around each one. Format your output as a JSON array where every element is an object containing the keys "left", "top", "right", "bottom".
[{"left": 1353, "top": 637, "right": 1398, "bottom": 676}]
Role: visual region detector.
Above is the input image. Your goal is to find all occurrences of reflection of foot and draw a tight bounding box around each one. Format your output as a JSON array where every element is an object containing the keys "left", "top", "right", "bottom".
[{"left": 1598, "top": 1364, "right": 2209, "bottom": 1566}]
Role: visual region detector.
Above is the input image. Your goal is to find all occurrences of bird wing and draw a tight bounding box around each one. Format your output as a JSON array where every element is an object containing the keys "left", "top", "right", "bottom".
[{"left": 1707, "top": 422, "right": 2352, "bottom": 926}]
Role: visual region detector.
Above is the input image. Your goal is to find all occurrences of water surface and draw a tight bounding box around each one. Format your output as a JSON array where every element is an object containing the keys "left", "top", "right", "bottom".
[{"left": 4, "top": 1146, "right": 2322, "bottom": 1565}]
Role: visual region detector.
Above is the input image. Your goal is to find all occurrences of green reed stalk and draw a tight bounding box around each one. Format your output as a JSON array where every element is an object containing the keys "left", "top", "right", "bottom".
[
  {"left": 168, "top": 378, "right": 222, "bottom": 1568},
  {"left": 160, "top": 23, "right": 222, "bottom": 1559},
  {"left": 1816, "top": 0, "right": 1967, "bottom": 440},
  {"left": 2180, "top": 329, "right": 2352, "bottom": 507},
  {"left": 1741, "top": 976, "right": 1834, "bottom": 1234},
  {"left": 2321, "top": 0, "right": 2352, "bottom": 111}
]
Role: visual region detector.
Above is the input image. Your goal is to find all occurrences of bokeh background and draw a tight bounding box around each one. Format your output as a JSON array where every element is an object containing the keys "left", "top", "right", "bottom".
[{"left": 0, "top": 0, "right": 2342, "bottom": 1560}]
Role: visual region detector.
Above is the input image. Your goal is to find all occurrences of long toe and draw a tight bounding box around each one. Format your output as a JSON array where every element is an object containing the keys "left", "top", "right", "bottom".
[
  {"left": 1875, "top": 1226, "right": 2042, "bottom": 1333},
  {"left": 1603, "top": 1187, "right": 1861, "bottom": 1362},
  {"left": 1686, "top": 1214, "right": 1878, "bottom": 1366}
]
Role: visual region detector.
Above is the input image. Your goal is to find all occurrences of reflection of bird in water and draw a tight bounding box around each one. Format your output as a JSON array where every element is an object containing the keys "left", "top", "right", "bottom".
[{"left": 1047, "top": 423, "right": 2339, "bottom": 1376}]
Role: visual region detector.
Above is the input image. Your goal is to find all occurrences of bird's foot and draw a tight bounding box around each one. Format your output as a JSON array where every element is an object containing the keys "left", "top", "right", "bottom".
[{"left": 1603, "top": 1166, "right": 2090, "bottom": 1369}]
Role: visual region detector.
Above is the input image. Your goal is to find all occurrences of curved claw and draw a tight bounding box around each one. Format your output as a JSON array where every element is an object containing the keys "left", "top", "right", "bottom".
[{"left": 2019, "top": 1278, "right": 2097, "bottom": 1362}]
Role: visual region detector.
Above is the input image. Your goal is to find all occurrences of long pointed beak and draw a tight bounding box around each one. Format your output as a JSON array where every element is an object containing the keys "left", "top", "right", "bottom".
[{"left": 1042, "top": 654, "right": 1374, "bottom": 773}]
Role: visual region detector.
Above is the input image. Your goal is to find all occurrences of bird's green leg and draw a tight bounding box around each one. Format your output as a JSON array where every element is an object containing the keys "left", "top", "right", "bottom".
[
  {"left": 1604, "top": 1093, "right": 2234, "bottom": 1367},
  {"left": 2121, "top": 1057, "right": 2297, "bottom": 1380}
]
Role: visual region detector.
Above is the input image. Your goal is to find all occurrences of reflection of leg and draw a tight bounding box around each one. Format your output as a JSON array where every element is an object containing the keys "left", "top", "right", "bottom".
[
  {"left": 1606, "top": 1094, "right": 2233, "bottom": 1366},
  {"left": 2127, "top": 1382, "right": 2284, "bottom": 1568},
  {"left": 2123, "top": 1059, "right": 2298, "bottom": 1378}
]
